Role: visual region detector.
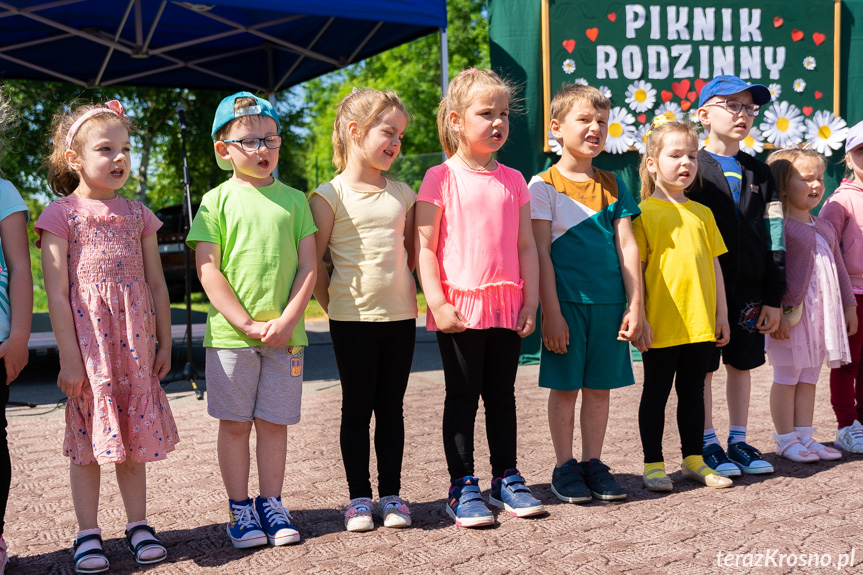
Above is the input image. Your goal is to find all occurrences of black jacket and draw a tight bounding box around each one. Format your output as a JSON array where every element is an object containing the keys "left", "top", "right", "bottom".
[{"left": 689, "top": 150, "right": 786, "bottom": 308}]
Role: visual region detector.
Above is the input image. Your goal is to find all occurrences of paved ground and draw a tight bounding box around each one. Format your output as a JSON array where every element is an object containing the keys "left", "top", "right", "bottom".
[{"left": 5, "top": 321, "right": 863, "bottom": 574}]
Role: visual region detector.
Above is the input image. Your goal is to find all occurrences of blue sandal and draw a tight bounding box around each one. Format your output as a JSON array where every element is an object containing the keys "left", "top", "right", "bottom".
[
  {"left": 125, "top": 524, "right": 167, "bottom": 565},
  {"left": 72, "top": 533, "right": 109, "bottom": 574}
]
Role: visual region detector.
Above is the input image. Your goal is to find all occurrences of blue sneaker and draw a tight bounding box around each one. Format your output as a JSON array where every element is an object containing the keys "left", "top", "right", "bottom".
[
  {"left": 446, "top": 476, "right": 494, "bottom": 528},
  {"left": 489, "top": 469, "right": 545, "bottom": 517},
  {"left": 550, "top": 459, "right": 593, "bottom": 503},
  {"left": 254, "top": 495, "right": 300, "bottom": 546},
  {"left": 727, "top": 442, "right": 774, "bottom": 474},
  {"left": 703, "top": 443, "right": 742, "bottom": 478},
  {"left": 227, "top": 498, "right": 267, "bottom": 549}
]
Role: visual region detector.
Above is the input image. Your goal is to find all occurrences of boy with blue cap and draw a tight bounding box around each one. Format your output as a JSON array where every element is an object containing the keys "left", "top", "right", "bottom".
[
  {"left": 690, "top": 75, "right": 785, "bottom": 478},
  {"left": 187, "top": 92, "right": 317, "bottom": 548}
]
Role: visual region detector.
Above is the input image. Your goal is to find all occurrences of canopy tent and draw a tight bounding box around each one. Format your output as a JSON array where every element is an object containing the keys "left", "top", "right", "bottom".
[{"left": 0, "top": 0, "right": 447, "bottom": 92}]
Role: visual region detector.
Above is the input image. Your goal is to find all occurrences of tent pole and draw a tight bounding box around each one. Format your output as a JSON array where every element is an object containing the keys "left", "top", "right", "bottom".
[
  {"left": 440, "top": 27, "right": 448, "bottom": 160},
  {"left": 269, "top": 93, "right": 280, "bottom": 181}
]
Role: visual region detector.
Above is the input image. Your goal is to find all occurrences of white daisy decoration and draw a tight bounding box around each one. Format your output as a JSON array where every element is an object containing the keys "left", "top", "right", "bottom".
[
  {"left": 654, "top": 101, "right": 684, "bottom": 122},
  {"left": 793, "top": 78, "right": 806, "bottom": 93},
  {"left": 803, "top": 111, "right": 849, "bottom": 156},
  {"left": 547, "top": 130, "right": 562, "bottom": 156},
  {"left": 562, "top": 59, "right": 576, "bottom": 74},
  {"left": 760, "top": 101, "right": 805, "bottom": 148},
  {"left": 574, "top": 78, "right": 589, "bottom": 86},
  {"left": 604, "top": 106, "right": 636, "bottom": 154},
  {"left": 625, "top": 80, "right": 657, "bottom": 113},
  {"left": 803, "top": 56, "right": 816, "bottom": 70},
  {"left": 739, "top": 125, "right": 765, "bottom": 156},
  {"left": 633, "top": 123, "right": 650, "bottom": 154},
  {"left": 698, "top": 130, "right": 710, "bottom": 150},
  {"left": 598, "top": 86, "right": 612, "bottom": 99},
  {"left": 768, "top": 83, "right": 782, "bottom": 102}
]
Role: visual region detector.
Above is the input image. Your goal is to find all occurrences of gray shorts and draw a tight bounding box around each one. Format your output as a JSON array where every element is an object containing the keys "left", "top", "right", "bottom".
[{"left": 206, "top": 345, "right": 304, "bottom": 425}]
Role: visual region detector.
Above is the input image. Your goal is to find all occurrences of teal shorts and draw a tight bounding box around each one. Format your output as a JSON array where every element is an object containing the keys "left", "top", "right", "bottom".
[{"left": 538, "top": 302, "right": 635, "bottom": 391}]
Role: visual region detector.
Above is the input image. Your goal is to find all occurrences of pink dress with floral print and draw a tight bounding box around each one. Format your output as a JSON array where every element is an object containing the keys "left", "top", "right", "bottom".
[{"left": 46, "top": 197, "right": 179, "bottom": 465}]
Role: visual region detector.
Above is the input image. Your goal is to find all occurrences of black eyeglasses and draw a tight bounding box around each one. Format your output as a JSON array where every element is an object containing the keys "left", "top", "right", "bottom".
[
  {"left": 706, "top": 100, "right": 760, "bottom": 117},
  {"left": 222, "top": 135, "right": 282, "bottom": 152}
]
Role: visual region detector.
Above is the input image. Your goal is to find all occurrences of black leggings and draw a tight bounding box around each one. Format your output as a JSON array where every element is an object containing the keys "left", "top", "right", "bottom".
[
  {"left": 330, "top": 319, "right": 415, "bottom": 500},
  {"left": 1, "top": 359, "right": 9, "bottom": 536},
  {"left": 437, "top": 328, "right": 521, "bottom": 483},
  {"left": 639, "top": 342, "right": 714, "bottom": 463}
]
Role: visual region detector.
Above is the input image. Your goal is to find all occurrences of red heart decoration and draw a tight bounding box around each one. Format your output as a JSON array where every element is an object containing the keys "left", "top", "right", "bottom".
[
  {"left": 681, "top": 100, "right": 692, "bottom": 111},
  {"left": 661, "top": 90, "right": 673, "bottom": 102},
  {"left": 637, "top": 114, "right": 647, "bottom": 123},
  {"left": 671, "top": 79, "right": 690, "bottom": 100},
  {"left": 803, "top": 106, "right": 814, "bottom": 117},
  {"left": 815, "top": 90, "right": 823, "bottom": 99},
  {"left": 562, "top": 39, "right": 575, "bottom": 53},
  {"left": 791, "top": 29, "right": 804, "bottom": 42},
  {"left": 585, "top": 28, "right": 599, "bottom": 42},
  {"left": 774, "top": 16, "right": 784, "bottom": 28},
  {"left": 687, "top": 91, "right": 697, "bottom": 102},
  {"left": 813, "top": 32, "right": 826, "bottom": 46},
  {"left": 695, "top": 79, "right": 706, "bottom": 94},
  {"left": 608, "top": 12, "right": 616, "bottom": 22}
]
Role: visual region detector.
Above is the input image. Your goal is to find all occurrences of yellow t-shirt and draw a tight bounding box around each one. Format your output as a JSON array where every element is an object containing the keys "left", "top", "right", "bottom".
[
  {"left": 310, "top": 176, "right": 417, "bottom": 322},
  {"left": 633, "top": 197, "right": 727, "bottom": 348}
]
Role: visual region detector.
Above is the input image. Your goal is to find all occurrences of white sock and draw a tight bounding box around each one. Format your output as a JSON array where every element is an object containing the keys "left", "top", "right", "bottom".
[
  {"left": 703, "top": 428, "right": 721, "bottom": 447},
  {"left": 794, "top": 426, "right": 815, "bottom": 445},
  {"left": 774, "top": 431, "right": 797, "bottom": 449},
  {"left": 126, "top": 519, "right": 165, "bottom": 562},
  {"left": 728, "top": 425, "right": 747, "bottom": 445},
  {"left": 75, "top": 527, "right": 107, "bottom": 570}
]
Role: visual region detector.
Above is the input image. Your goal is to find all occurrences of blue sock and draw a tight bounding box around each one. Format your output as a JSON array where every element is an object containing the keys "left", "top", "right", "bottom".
[
  {"left": 728, "top": 425, "right": 747, "bottom": 445},
  {"left": 703, "top": 428, "right": 721, "bottom": 448}
]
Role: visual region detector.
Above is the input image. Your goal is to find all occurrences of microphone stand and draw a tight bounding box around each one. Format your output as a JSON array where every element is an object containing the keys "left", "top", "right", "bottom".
[{"left": 161, "top": 104, "right": 204, "bottom": 400}]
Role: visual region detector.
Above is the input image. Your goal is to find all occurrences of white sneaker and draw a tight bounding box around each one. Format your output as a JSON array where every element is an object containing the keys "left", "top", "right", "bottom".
[
  {"left": 344, "top": 497, "right": 374, "bottom": 532},
  {"left": 835, "top": 420, "right": 863, "bottom": 453},
  {"left": 378, "top": 495, "right": 412, "bottom": 528}
]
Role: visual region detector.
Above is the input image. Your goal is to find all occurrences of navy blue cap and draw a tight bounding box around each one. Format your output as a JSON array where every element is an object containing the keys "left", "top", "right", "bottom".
[{"left": 698, "top": 75, "right": 771, "bottom": 108}]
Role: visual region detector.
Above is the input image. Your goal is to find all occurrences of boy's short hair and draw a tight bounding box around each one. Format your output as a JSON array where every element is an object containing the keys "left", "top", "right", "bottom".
[
  {"left": 550, "top": 84, "right": 610, "bottom": 122},
  {"left": 212, "top": 91, "right": 281, "bottom": 171},
  {"left": 697, "top": 75, "right": 770, "bottom": 108}
]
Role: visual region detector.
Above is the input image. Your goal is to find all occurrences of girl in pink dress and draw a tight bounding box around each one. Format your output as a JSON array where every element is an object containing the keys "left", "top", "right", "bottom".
[
  {"left": 36, "top": 101, "right": 178, "bottom": 573},
  {"left": 765, "top": 149, "right": 857, "bottom": 464},
  {"left": 416, "top": 69, "right": 542, "bottom": 527}
]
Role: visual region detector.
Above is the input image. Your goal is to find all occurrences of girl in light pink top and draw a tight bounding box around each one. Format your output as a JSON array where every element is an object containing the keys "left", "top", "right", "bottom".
[{"left": 416, "top": 69, "right": 541, "bottom": 527}]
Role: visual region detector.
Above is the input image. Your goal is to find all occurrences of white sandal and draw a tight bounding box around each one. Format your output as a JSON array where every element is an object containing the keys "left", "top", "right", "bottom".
[
  {"left": 775, "top": 437, "right": 819, "bottom": 463},
  {"left": 800, "top": 436, "right": 842, "bottom": 461}
]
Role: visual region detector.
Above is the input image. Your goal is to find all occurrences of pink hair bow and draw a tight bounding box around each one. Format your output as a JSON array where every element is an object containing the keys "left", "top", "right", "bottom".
[{"left": 65, "top": 100, "right": 127, "bottom": 149}]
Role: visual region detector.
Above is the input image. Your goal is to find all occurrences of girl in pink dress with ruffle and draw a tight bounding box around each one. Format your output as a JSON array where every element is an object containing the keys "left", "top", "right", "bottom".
[
  {"left": 416, "top": 69, "right": 542, "bottom": 528},
  {"left": 36, "top": 101, "right": 178, "bottom": 573}
]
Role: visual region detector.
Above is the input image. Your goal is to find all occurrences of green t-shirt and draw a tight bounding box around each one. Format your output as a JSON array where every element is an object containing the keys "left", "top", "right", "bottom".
[{"left": 187, "top": 179, "right": 317, "bottom": 348}]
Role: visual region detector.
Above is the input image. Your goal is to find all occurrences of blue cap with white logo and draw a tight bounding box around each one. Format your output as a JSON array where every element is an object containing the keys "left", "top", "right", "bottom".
[
  {"left": 212, "top": 91, "right": 280, "bottom": 170},
  {"left": 698, "top": 75, "right": 771, "bottom": 108}
]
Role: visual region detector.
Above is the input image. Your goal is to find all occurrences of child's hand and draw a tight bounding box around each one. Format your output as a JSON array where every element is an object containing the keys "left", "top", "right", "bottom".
[
  {"left": 152, "top": 345, "right": 171, "bottom": 380},
  {"left": 261, "top": 316, "right": 298, "bottom": 348},
  {"left": 634, "top": 318, "right": 653, "bottom": 353},
  {"left": 515, "top": 307, "right": 536, "bottom": 338},
  {"left": 845, "top": 306, "right": 858, "bottom": 337},
  {"left": 757, "top": 305, "right": 781, "bottom": 335},
  {"left": 541, "top": 310, "right": 569, "bottom": 354},
  {"left": 771, "top": 316, "right": 791, "bottom": 340},
  {"left": 57, "top": 360, "right": 87, "bottom": 398},
  {"left": 242, "top": 321, "right": 268, "bottom": 340},
  {"left": 432, "top": 303, "right": 467, "bottom": 333},
  {"left": 0, "top": 337, "right": 29, "bottom": 384},
  {"left": 715, "top": 314, "right": 730, "bottom": 347},
  {"left": 617, "top": 305, "right": 642, "bottom": 342}
]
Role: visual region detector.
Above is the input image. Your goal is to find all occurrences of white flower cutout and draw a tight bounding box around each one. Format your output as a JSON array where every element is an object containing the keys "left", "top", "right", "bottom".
[
  {"left": 698, "top": 130, "right": 710, "bottom": 150},
  {"left": 633, "top": 123, "right": 650, "bottom": 154},
  {"left": 654, "top": 101, "right": 684, "bottom": 122},
  {"left": 625, "top": 80, "right": 657, "bottom": 113},
  {"left": 803, "top": 56, "right": 817, "bottom": 71},
  {"left": 547, "top": 130, "right": 562, "bottom": 156},
  {"left": 604, "top": 107, "right": 636, "bottom": 154},
  {"left": 598, "top": 86, "right": 612, "bottom": 99},
  {"left": 793, "top": 78, "right": 806, "bottom": 93},
  {"left": 562, "top": 59, "right": 576, "bottom": 74},
  {"left": 739, "top": 125, "right": 765, "bottom": 156},
  {"left": 804, "top": 111, "right": 849, "bottom": 156},
  {"left": 768, "top": 83, "right": 782, "bottom": 102},
  {"left": 760, "top": 101, "right": 805, "bottom": 148},
  {"left": 574, "top": 78, "right": 589, "bottom": 86}
]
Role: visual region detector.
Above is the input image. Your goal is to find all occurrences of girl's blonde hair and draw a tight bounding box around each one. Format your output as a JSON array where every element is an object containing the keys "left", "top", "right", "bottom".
[
  {"left": 332, "top": 89, "right": 408, "bottom": 173},
  {"left": 436, "top": 68, "right": 517, "bottom": 157},
  {"left": 0, "top": 88, "right": 14, "bottom": 171},
  {"left": 45, "top": 102, "right": 132, "bottom": 197},
  {"left": 638, "top": 114, "right": 700, "bottom": 200},
  {"left": 766, "top": 148, "right": 827, "bottom": 212}
]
